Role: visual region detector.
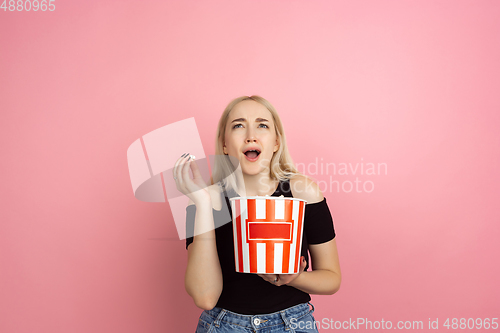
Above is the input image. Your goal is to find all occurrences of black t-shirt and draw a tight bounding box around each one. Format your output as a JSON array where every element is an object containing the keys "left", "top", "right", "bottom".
[{"left": 185, "top": 177, "right": 336, "bottom": 315}]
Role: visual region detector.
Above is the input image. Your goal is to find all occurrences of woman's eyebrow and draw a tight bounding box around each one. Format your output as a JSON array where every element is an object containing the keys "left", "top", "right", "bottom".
[{"left": 230, "top": 118, "right": 269, "bottom": 123}]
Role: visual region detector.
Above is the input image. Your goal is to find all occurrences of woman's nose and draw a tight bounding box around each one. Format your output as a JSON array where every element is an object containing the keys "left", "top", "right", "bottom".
[
  {"left": 245, "top": 135, "right": 257, "bottom": 142},
  {"left": 245, "top": 129, "right": 257, "bottom": 142}
]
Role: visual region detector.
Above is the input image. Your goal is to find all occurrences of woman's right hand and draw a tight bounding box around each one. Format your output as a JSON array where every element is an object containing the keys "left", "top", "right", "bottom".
[{"left": 173, "top": 153, "right": 211, "bottom": 206}]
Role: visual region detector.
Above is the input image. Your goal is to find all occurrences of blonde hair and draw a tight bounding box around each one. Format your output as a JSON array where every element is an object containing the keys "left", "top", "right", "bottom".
[{"left": 211, "top": 95, "right": 300, "bottom": 194}]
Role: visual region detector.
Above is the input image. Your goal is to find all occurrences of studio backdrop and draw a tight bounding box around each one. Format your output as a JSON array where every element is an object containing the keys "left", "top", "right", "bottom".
[{"left": 1, "top": 1, "right": 499, "bottom": 332}]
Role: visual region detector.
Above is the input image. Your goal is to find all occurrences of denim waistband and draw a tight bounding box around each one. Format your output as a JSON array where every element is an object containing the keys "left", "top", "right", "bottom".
[{"left": 201, "top": 302, "right": 315, "bottom": 331}]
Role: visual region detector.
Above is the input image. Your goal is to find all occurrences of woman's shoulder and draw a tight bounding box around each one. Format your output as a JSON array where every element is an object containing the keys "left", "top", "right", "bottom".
[{"left": 289, "top": 173, "right": 324, "bottom": 204}]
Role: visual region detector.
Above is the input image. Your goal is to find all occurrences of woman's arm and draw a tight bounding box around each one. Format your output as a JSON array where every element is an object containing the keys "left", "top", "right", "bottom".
[
  {"left": 184, "top": 199, "right": 223, "bottom": 310},
  {"left": 174, "top": 154, "right": 223, "bottom": 311},
  {"left": 287, "top": 239, "right": 341, "bottom": 295},
  {"left": 286, "top": 174, "right": 342, "bottom": 295}
]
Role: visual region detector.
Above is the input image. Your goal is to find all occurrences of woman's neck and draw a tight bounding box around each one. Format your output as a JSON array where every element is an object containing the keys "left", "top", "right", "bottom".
[{"left": 241, "top": 173, "right": 279, "bottom": 197}]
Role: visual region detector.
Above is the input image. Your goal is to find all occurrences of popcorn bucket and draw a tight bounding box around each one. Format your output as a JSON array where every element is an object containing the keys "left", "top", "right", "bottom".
[{"left": 229, "top": 196, "right": 307, "bottom": 274}]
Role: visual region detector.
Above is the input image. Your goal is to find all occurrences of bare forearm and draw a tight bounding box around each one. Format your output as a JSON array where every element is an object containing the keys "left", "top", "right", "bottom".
[
  {"left": 287, "top": 270, "right": 341, "bottom": 295},
  {"left": 184, "top": 204, "right": 223, "bottom": 309}
]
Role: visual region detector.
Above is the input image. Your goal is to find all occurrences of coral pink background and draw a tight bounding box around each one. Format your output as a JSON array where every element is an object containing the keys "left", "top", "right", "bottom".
[{"left": 1, "top": 1, "right": 499, "bottom": 332}]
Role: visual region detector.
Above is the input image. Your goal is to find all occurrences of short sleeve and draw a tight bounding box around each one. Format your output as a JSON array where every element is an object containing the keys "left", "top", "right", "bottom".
[
  {"left": 303, "top": 197, "right": 336, "bottom": 244},
  {"left": 185, "top": 205, "right": 196, "bottom": 249}
]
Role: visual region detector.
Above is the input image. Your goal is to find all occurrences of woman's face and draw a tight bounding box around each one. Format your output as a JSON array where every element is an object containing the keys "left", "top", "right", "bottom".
[{"left": 223, "top": 100, "right": 279, "bottom": 176}]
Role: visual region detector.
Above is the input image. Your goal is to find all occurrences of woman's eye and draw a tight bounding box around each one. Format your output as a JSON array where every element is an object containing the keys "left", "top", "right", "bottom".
[{"left": 232, "top": 123, "right": 269, "bottom": 129}]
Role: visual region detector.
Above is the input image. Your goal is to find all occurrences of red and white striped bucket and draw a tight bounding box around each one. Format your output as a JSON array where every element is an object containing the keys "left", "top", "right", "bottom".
[{"left": 229, "top": 196, "right": 307, "bottom": 274}]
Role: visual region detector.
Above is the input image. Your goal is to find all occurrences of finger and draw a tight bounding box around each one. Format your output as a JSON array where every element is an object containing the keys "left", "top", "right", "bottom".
[
  {"left": 180, "top": 155, "right": 194, "bottom": 184},
  {"left": 258, "top": 274, "right": 276, "bottom": 283},
  {"left": 177, "top": 153, "right": 192, "bottom": 182},
  {"left": 173, "top": 155, "right": 182, "bottom": 178},
  {"left": 189, "top": 156, "right": 203, "bottom": 179},
  {"left": 173, "top": 153, "right": 189, "bottom": 180},
  {"left": 300, "top": 256, "right": 307, "bottom": 271}
]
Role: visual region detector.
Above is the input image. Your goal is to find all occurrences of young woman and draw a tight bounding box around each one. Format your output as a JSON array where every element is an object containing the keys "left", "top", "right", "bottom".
[{"left": 173, "top": 95, "right": 341, "bottom": 333}]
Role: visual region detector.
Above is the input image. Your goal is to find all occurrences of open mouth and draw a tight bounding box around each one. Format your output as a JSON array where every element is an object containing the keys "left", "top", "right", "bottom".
[{"left": 244, "top": 149, "right": 261, "bottom": 159}]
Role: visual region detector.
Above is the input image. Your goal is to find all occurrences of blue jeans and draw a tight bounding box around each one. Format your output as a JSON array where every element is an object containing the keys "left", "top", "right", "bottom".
[{"left": 194, "top": 302, "right": 319, "bottom": 333}]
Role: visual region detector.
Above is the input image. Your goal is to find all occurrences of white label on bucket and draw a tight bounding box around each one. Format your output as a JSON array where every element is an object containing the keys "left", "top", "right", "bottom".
[
  {"left": 257, "top": 243, "right": 266, "bottom": 273},
  {"left": 256, "top": 198, "right": 266, "bottom": 219},
  {"left": 275, "top": 198, "right": 285, "bottom": 219},
  {"left": 247, "top": 222, "right": 292, "bottom": 241},
  {"left": 274, "top": 243, "right": 283, "bottom": 274}
]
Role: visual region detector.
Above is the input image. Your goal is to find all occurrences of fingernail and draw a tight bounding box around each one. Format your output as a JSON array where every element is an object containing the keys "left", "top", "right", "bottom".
[{"left": 181, "top": 153, "right": 187, "bottom": 157}]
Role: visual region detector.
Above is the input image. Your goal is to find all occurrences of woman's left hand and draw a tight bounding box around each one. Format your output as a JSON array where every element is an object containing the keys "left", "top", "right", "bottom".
[{"left": 257, "top": 256, "right": 307, "bottom": 287}]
